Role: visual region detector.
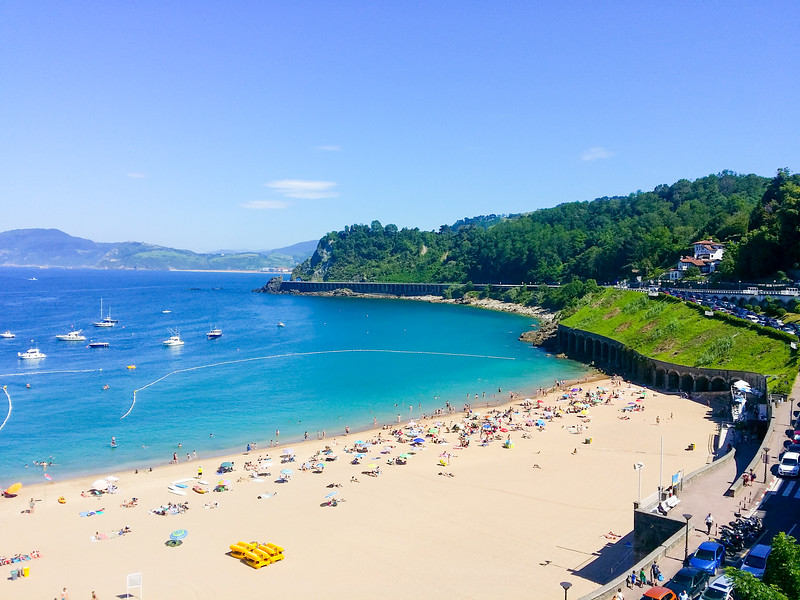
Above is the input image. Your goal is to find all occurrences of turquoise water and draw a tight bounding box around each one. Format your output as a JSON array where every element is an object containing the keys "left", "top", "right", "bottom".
[{"left": 0, "top": 267, "right": 587, "bottom": 484}]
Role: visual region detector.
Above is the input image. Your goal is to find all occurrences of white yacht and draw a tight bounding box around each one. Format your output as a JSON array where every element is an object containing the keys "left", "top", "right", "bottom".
[
  {"left": 93, "top": 298, "right": 116, "bottom": 327},
  {"left": 0, "top": 331, "right": 15, "bottom": 339},
  {"left": 163, "top": 329, "right": 185, "bottom": 347},
  {"left": 207, "top": 327, "right": 222, "bottom": 339},
  {"left": 56, "top": 329, "right": 86, "bottom": 341},
  {"left": 18, "top": 347, "right": 46, "bottom": 359}
]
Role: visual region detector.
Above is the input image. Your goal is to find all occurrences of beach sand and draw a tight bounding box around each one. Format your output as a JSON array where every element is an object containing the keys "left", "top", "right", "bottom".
[{"left": 0, "top": 378, "right": 718, "bottom": 600}]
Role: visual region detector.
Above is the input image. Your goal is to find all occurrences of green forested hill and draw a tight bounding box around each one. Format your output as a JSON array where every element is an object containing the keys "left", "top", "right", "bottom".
[{"left": 295, "top": 170, "right": 800, "bottom": 284}]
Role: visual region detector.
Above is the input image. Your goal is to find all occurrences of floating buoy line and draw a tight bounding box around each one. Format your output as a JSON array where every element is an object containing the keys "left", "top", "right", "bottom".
[
  {"left": 120, "top": 349, "right": 514, "bottom": 420},
  {"left": 0, "top": 386, "right": 11, "bottom": 432},
  {"left": 0, "top": 369, "right": 103, "bottom": 433}
]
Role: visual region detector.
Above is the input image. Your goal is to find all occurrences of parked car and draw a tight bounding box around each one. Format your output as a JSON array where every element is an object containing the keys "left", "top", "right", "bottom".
[
  {"left": 641, "top": 587, "right": 678, "bottom": 600},
  {"left": 740, "top": 543, "right": 771, "bottom": 579},
  {"left": 689, "top": 541, "right": 726, "bottom": 575},
  {"left": 778, "top": 451, "right": 800, "bottom": 477},
  {"left": 667, "top": 567, "right": 710, "bottom": 599},
  {"left": 700, "top": 575, "right": 735, "bottom": 600}
]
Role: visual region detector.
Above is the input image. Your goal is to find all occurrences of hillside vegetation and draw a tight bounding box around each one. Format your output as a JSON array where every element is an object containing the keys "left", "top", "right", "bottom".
[
  {"left": 560, "top": 289, "right": 798, "bottom": 394},
  {"left": 295, "top": 169, "right": 800, "bottom": 284}
]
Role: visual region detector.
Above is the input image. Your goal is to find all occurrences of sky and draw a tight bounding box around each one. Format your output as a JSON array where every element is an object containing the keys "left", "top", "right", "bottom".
[{"left": 1, "top": 2, "right": 798, "bottom": 253}]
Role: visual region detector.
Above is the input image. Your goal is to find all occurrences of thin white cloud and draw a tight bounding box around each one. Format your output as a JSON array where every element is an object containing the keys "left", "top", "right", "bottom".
[
  {"left": 241, "top": 200, "right": 291, "bottom": 210},
  {"left": 266, "top": 179, "right": 338, "bottom": 199},
  {"left": 580, "top": 147, "right": 614, "bottom": 161},
  {"left": 315, "top": 145, "right": 341, "bottom": 152},
  {"left": 126, "top": 172, "right": 146, "bottom": 178}
]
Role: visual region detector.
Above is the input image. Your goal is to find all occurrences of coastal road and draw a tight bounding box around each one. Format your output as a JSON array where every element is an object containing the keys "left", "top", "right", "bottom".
[{"left": 756, "top": 475, "right": 800, "bottom": 542}]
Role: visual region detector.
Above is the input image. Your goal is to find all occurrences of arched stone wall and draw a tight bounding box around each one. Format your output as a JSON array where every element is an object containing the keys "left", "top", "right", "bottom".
[{"left": 558, "top": 325, "right": 767, "bottom": 395}]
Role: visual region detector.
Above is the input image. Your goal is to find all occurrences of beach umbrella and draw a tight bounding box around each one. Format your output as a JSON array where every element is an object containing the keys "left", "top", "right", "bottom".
[
  {"left": 280, "top": 469, "right": 294, "bottom": 475},
  {"left": 398, "top": 453, "right": 411, "bottom": 459},
  {"left": 355, "top": 453, "right": 365, "bottom": 459},
  {"left": 105, "top": 475, "right": 119, "bottom": 482},
  {"left": 325, "top": 491, "right": 339, "bottom": 499},
  {"left": 354, "top": 440, "right": 365, "bottom": 445},
  {"left": 535, "top": 419, "right": 546, "bottom": 427},
  {"left": 482, "top": 423, "right": 492, "bottom": 430},
  {"left": 315, "top": 463, "right": 324, "bottom": 469},
  {"left": 428, "top": 427, "right": 439, "bottom": 434},
  {"left": 537, "top": 399, "right": 544, "bottom": 403},
  {"left": 407, "top": 420, "right": 417, "bottom": 427},
  {"left": 92, "top": 479, "right": 108, "bottom": 489},
  {"left": 281, "top": 448, "right": 295, "bottom": 456},
  {"left": 412, "top": 437, "right": 425, "bottom": 444},
  {"left": 5, "top": 482, "right": 22, "bottom": 495},
  {"left": 170, "top": 529, "right": 188, "bottom": 540}
]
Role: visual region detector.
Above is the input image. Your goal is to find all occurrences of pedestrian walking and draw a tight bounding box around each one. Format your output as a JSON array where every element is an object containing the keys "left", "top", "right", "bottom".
[
  {"left": 639, "top": 567, "right": 647, "bottom": 587},
  {"left": 705, "top": 512, "right": 714, "bottom": 535}
]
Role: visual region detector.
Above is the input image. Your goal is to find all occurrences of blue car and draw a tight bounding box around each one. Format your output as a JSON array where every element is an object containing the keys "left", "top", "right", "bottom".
[{"left": 689, "top": 541, "right": 725, "bottom": 575}]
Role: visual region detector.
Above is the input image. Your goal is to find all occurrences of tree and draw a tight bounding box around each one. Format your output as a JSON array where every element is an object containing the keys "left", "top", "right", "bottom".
[
  {"left": 725, "top": 532, "right": 800, "bottom": 600},
  {"left": 763, "top": 532, "right": 800, "bottom": 598}
]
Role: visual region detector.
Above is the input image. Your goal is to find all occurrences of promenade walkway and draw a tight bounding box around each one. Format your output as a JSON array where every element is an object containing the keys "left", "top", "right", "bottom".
[{"left": 646, "top": 393, "right": 793, "bottom": 586}]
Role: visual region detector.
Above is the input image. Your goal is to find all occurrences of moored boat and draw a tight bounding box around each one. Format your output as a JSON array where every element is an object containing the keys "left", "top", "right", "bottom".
[
  {"left": 56, "top": 329, "right": 86, "bottom": 341},
  {"left": 163, "top": 329, "right": 184, "bottom": 347},
  {"left": 18, "top": 347, "right": 46, "bottom": 359}
]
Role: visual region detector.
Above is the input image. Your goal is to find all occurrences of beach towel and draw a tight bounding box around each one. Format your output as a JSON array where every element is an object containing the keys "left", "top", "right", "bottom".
[{"left": 79, "top": 509, "right": 105, "bottom": 517}]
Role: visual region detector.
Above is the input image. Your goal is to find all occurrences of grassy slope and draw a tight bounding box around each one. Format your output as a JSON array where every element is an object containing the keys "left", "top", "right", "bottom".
[{"left": 561, "top": 289, "right": 798, "bottom": 394}]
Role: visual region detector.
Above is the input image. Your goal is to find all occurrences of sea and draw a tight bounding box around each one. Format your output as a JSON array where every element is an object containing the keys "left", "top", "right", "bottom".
[{"left": 0, "top": 267, "right": 588, "bottom": 485}]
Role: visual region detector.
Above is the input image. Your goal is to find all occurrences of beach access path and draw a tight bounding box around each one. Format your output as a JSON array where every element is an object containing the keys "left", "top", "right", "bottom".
[{"left": 0, "top": 378, "right": 718, "bottom": 600}]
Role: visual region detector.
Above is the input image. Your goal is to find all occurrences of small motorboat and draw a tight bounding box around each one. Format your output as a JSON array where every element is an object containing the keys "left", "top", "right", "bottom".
[
  {"left": 88, "top": 341, "right": 109, "bottom": 348},
  {"left": 163, "top": 329, "right": 184, "bottom": 347},
  {"left": 207, "top": 327, "right": 222, "bottom": 339},
  {"left": 56, "top": 329, "right": 86, "bottom": 341},
  {"left": 0, "top": 331, "right": 15, "bottom": 339},
  {"left": 18, "top": 347, "right": 46, "bottom": 360},
  {"left": 277, "top": 322, "right": 285, "bottom": 328}
]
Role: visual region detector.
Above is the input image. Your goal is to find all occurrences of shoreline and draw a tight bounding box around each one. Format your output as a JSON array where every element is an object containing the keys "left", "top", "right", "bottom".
[
  {"left": 1, "top": 374, "right": 719, "bottom": 599},
  {"left": 21, "top": 369, "right": 602, "bottom": 495}
]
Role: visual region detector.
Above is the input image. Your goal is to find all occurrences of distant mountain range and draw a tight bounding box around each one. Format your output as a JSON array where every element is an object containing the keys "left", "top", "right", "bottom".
[{"left": 0, "top": 229, "right": 317, "bottom": 271}]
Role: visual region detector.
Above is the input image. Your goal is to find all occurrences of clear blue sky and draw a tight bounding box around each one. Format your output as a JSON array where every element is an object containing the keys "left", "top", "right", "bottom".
[{"left": 1, "top": 2, "right": 798, "bottom": 253}]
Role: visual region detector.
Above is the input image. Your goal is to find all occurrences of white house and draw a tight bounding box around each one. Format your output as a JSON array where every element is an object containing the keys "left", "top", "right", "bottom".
[{"left": 667, "top": 240, "right": 725, "bottom": 280}]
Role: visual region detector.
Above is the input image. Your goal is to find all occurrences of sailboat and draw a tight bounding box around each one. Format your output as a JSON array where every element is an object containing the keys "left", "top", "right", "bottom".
[{"left": 93, "top": 298, "right": 116, "bottom": 327}]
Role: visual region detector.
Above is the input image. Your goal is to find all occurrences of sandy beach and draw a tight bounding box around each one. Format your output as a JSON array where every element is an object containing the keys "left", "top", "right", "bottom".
[{"left": 1, "top": 377, "right": 718, "bottom": 600}]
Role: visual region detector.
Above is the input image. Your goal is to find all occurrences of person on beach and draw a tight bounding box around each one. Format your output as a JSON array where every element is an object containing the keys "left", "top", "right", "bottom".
[{"left": 60, "top": 587, "right": 69, "bottom": 600}]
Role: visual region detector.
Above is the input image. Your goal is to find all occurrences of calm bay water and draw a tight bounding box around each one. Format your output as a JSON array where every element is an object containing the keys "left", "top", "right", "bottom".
[{"left": 0, "top": 267, "right": 587, "bottom": 484}]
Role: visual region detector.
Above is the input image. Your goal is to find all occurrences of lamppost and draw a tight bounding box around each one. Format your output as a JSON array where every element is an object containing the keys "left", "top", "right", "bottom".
[
  {"left": 683, "top": 513, "right": 693, "bottom": 564},
  {"left": 634, "top": 462, "right": 644, "bottom": 505},
  {"left": 560, "top": 581, "right": 572, "bottom": 600},
  {"left": 764, "top": 447, "right": 771, "bottom": 482}
]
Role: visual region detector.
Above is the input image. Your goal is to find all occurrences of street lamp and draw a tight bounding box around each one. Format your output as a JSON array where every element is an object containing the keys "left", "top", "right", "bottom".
[
  {"left": 764, "top": 447, "right": 771, "bottom": 482},
  {"left": 634, "top": 462, "right": 644, "bottom": 505},
  {"left": 560, "top": 581, "right": 572, "bottom": 600},
  {"left": 683, "top": 513, "right": 693, "bottom": 564}
]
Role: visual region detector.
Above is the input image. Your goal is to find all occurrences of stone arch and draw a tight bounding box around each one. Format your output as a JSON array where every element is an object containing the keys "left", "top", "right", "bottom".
[
  {"left": 655, "top": 368, "right": 666, "bottom": 388},
  {"left": 667, "top": 371, "right": 680, "bottom": 391},
  {"left": 711, "top": 377, "right": 727, "bottom": 392},
  {"left": 680, "top": 373, "right": 694, "bottom": 392},
  {"left": 695, "top": 376, "right": 709, "bottom": 392}
]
